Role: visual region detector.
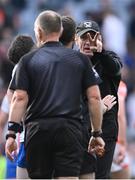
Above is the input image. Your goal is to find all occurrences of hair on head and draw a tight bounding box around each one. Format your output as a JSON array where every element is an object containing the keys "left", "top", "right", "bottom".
[
  {"left": 60, "top": 16, "right": 76, "bottom": 46},
  {"left": 8, "top": 35, "right": 35, "bottom": 64}
]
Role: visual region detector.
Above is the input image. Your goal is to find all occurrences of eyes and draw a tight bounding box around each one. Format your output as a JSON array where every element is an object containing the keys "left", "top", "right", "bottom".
[
  {"left": 80, "top": 34, "right": 88, "bottom": 40},
  {"left": 80, "top": 31, "right": 96, "bottom": 40}
]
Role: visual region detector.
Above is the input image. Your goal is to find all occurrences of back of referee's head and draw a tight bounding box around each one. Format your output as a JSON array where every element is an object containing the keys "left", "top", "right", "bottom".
[
  {"left": 34, "top": 10, "right": 63, "bottom": 46},
  {"left": 60, "top": 16, "right": 76, "bottom": 47}
]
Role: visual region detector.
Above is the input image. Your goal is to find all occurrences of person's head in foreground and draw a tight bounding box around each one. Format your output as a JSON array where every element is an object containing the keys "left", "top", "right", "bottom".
[{"left": 34, "top": 10, "right": 63, "bottom": 47}]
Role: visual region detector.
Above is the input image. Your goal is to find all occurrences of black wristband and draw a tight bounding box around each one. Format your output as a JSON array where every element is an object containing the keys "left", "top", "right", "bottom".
[
  {"left": 6, "top": 133, "right": 16, "bottom": 140},
  {"left": 8, "top": 121, "right": 23, "bottom": 133},
  {"left": 91, "top": 130, "right": 102, "bottom": 138}
]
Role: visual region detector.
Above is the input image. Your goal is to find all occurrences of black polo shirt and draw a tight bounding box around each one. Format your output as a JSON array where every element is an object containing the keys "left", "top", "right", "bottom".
[{"left": 10, "top": 41, "right": 98, "bottom": 145}]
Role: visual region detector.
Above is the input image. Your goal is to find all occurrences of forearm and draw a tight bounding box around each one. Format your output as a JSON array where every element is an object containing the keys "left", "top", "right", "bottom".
[
  {"left": 118, "top": 99, "right": 127, "bottom": 146},
  {"left": 86, "top": 86, "right": 103, "bottom": 131},
  {"left": 118, "top": 116, "right": 127, "bottom": 146},
  {"left": 9, "top": 101, "right": 26, "bottom": 123},
  {"left": 8, "top": 90, "right": 28, "bottom": 131},
  {"left": 88, "top": 97, "right": 103, "bottom": 131}
]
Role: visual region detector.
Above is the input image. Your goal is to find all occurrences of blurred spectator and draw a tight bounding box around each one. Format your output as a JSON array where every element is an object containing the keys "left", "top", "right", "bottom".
[
  {"left": 124, "top": 23, "right": 135, "bottom": 90},
  {"left": 101, "top": 7, "right": 127, "bottom": 59},
  {"left": 126, "top": 85, "right": 135, "bottom": 178},
  {"left": 0, "top": 154, "right": 6, "bottom": 179},
  {"left": 11, "top": 0, "right": 27, "bottom": 11},
  {"left": 0, "top": 95, "right": 17, "bottom": 179},
  {"left": 128, "top": 0, "right": 135, "bottom": 40},
  {"left": 127, "top": 86, "right": 135, "bottom": 137},
  {"left": 111, "top": 81, "right": 131, "bottom": 179}
]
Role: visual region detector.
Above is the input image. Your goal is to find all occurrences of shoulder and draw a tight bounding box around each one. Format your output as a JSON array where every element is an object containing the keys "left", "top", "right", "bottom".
[
  {"left": 59, "top": 47, "right": 89, "bottom": 64},
  {"left": 18, "top": 48, "right": 39, "bottom": 66}
]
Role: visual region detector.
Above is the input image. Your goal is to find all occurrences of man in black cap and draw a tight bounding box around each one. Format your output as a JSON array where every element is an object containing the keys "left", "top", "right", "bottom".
[{"left": 76, "top": 20, "right": 122, "bottom": 179}]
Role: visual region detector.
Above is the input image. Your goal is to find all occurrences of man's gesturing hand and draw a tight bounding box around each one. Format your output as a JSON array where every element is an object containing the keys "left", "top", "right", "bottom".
[
  {"left": 87, "top": 32, "right": 103, "bottom": 54},
  {"left": 88, "top": 136, "right": 105, "bottom": 157}
]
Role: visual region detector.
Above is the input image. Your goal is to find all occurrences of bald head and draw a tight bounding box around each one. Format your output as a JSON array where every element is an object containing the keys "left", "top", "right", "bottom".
[
  {"left": 35, "top": 10, "right": 62, "bottom": 35},
  {"left": 34, "top": 10, "right": 63, "bottom": 46}
]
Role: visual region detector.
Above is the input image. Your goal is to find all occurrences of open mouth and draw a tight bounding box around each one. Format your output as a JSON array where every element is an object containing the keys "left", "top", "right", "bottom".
[
  {"left": 83, "top": 46, "right": 91, "bottom": 52},
  {"left": 84, "top": 47, "right": 90, "bottom": 50}
]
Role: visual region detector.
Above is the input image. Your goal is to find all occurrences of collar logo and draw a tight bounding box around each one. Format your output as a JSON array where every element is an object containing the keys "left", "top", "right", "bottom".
[{"left": 84, "top": 22, "right": 92, "bottom": 28}]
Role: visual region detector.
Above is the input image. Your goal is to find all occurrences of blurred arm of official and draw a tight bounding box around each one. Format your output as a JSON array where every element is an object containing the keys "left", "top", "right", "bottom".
[
  {"left": 5, "top": 89, "right": 28, "bottom": 161},
  {"left": 86, "top": 85, "right": 103, "bottom": 132},
  {"left": 8, "top": 89, "right": 28, "bottom": 125}
]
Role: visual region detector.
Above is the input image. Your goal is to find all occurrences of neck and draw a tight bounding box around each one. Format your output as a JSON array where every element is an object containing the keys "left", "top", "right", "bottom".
[
  {"left": 41, "top": 33, "right": 60, "bottom": 44},
  {"left": 66, "top": 41, "right": 74, "bottom": 49}
]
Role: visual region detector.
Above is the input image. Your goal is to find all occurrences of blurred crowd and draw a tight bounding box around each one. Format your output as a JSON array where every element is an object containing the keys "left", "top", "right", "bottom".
[{"left": 1, "top": 0, "right": 135, "bottom": 178}]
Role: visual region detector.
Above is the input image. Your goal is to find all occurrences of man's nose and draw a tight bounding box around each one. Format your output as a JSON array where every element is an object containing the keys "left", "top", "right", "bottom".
[{"left": 85, "top": 40, "right": 90, "bottom": 45}]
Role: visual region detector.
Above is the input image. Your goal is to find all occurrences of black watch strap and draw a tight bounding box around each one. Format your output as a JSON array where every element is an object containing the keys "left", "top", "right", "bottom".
[
  {"left": 91, "top": 130, "right": 102, "bottom": 138},
  {"left": 6, "top": 133, "right": 16, "bottom": 140}
]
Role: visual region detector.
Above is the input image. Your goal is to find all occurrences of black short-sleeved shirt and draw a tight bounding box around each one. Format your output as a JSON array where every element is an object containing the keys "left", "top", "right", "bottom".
[
  {"left": 81, "top": 66, "right": 101, "bottom": 126},
  {"left": 9, "top": 42, "right": 98, "bottom": 145}
]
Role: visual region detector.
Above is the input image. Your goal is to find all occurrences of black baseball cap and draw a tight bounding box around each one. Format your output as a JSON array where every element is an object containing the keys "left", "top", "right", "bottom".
[{"left": 76, "top": 20, "right": 100, "bottom": 37}]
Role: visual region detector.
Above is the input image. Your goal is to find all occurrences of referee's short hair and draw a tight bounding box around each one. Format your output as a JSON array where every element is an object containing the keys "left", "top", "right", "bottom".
[
  {"left": 60, "top": 16, "right": 76, "bottom": 46},
  {"left": 36, "top": 10, "right": 62, "bottom": 35},
  {"left": 8, "top": 35, "right": 35, "bottom": 65}
]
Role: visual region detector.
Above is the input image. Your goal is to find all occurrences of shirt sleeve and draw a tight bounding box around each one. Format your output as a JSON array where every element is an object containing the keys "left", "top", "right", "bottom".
[
  {"left": 15, "top": 56, "right": 29, "bottom": 92},
  {"left": 8, "top": 65, "right": 18, "bottom": 90},
  {"left": 8, "top": 71, "right": 16, "bottom": 91}
]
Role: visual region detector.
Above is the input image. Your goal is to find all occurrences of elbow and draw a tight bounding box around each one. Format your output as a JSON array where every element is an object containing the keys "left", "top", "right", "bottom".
[
  {"left": 90, "top": 95, "right": 101, "bottom": 102},
  {"left": 12, "top": 90, "right": 29, "bottom": 104}
]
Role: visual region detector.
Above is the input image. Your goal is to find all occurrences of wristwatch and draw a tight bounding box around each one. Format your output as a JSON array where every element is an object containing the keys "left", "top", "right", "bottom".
[
  {"left": 6, "top": 133, "right": 16, "bottom": 140},
  {"left": 91, "top": 130, "right": 102, "bottom": 138}
]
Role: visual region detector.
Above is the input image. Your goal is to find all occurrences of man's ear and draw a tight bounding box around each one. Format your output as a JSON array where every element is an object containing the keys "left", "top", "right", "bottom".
[
  {"left": 75, "top": 35, "right": 79, "bottom": 45},
  {"left": 38, "top": 27, "right": 43, "bottom": 42},
  {"left": 60, "top": 25, "right": 63, "bottom": 37},
  {"left": 72, "top": 34, "right": 75, "bottom": 42}
]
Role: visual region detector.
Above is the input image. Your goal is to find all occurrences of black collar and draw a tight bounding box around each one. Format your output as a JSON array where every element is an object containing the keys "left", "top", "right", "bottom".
[{"left": 41, "top": 41, "right": 63, "bottom": 48}]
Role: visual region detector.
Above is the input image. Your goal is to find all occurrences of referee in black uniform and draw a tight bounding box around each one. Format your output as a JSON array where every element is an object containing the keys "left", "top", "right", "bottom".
[{"left": 5, "top": 11, "right": 104, "bottom": 179}]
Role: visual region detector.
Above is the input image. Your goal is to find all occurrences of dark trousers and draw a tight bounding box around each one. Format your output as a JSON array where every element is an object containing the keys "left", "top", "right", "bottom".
[{"left": 96, "top": 139, "right": 116, "bottom": 179}]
